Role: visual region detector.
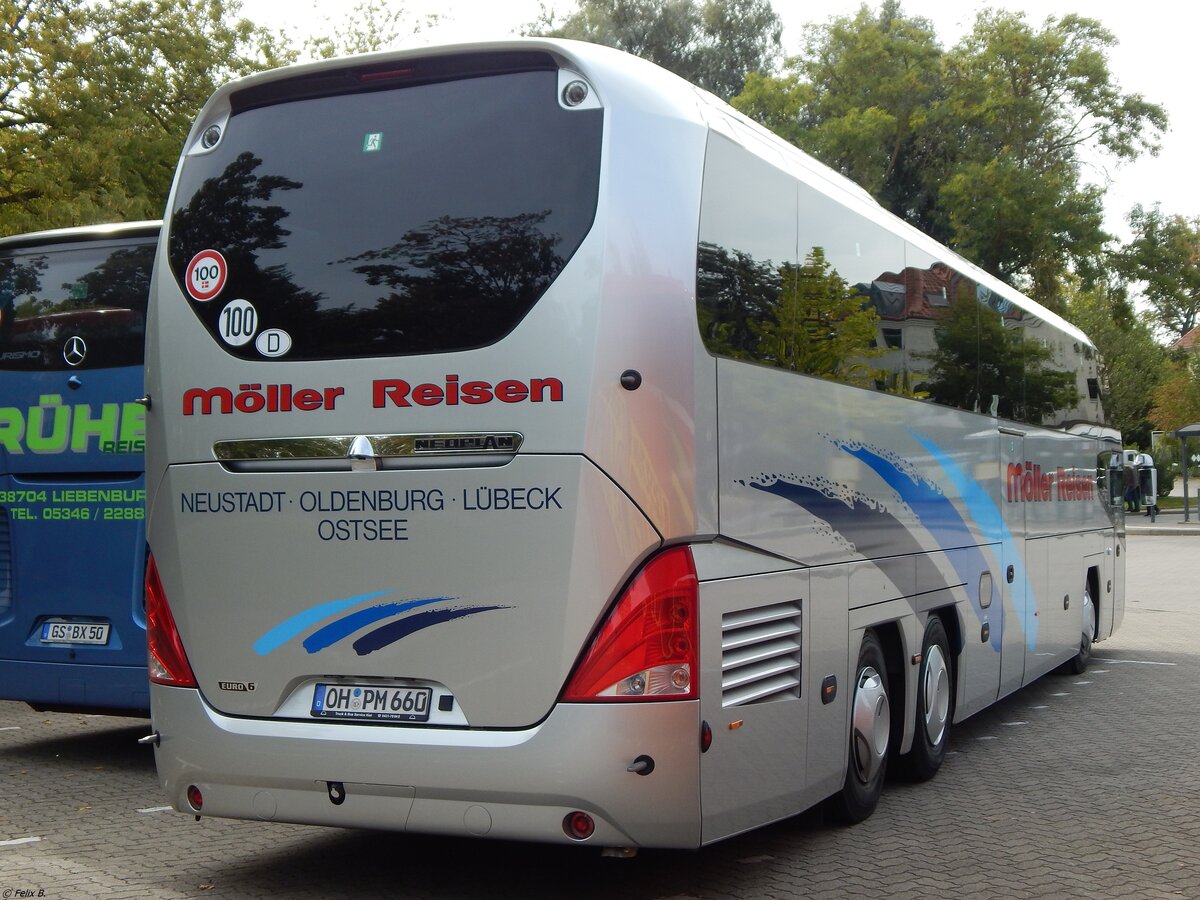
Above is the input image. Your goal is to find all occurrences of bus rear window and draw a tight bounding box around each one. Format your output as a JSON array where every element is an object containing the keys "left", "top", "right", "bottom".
[
  {"left": 0, "top": 240, "right": 154, "bottom": 371},
  {"left": 167, "top": 64, "right": 603, "bottom": 361}
]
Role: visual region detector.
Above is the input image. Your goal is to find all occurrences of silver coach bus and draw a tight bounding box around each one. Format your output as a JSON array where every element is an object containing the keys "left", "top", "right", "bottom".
[{"left": 143, "top": 40, "right": 1125, "bottom": 851}]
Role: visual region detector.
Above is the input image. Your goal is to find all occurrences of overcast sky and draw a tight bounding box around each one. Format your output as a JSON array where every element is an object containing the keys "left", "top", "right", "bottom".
[{"left": 240, "top": 0, "right": 1198, "bottom": 241}]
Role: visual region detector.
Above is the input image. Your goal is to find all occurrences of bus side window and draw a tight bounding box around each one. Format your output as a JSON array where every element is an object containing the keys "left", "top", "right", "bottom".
[{"left": 696, "top": 134, "right": 797, "bottom": 367}]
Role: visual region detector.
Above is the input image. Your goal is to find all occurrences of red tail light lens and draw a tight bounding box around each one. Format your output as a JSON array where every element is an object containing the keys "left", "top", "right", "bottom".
[
  {"left": 145, "top": 552, "right": 198, "bottom": 687},
  {"left": 562, "top": 546, "right": 698, "bottom": 702}
]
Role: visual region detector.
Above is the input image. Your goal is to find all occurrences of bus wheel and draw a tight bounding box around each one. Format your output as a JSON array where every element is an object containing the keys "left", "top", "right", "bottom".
[
  {"left": 827, "top": 630, "right": 890, "bottom": 824},
  {"left": 1063, "top": 584, "right": 1096, "bottom": 675},
  {"left": 903, "top": 615, "right": 953, "bottom": 782}
]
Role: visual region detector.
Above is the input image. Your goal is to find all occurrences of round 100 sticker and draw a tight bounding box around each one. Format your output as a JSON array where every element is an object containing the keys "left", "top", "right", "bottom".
[
  {"left": 218, "top": 298, "right": 258, "bottom": 346},
  {"left": 185, "top": 249, "right": 227, "bottom": 302}
]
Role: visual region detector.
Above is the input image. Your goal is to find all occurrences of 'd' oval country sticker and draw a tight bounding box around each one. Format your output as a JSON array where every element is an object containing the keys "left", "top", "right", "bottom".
[
  {"left": 185, "top": 249, "right": 227, "bottom": 302},
  {"left": 256, "top": 328, "right": 292, "bottom": 357}
]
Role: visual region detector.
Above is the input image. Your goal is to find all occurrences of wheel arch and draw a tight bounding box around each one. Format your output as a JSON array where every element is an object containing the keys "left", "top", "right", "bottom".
[
  {"left": 935, "top": 606, "right": 963, "bottom": 693},
  {"left": 1086, "top": 564, "right": 1101, "bottom": 641},
  {"left": 871, "top": 620, "right": 906, "bottom": 761}
]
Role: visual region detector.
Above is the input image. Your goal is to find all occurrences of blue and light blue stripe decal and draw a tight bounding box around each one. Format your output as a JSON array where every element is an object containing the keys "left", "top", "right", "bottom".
[
  {"left": 834, "top": 438, "right": 1004, "bottom": 650},
  {"left": 301, "top": 598, "right": 449, "bottom": 653},
  {"left": 353, "top": 606, "right": 509, "bottom": 656},
  {"left": 746, "top": 476, "right": 969, "bottom": 632},
  {"left": 911, "top": 432, "right": 1036, "bottom": 648},
  {"left": 253, "top": 592, "right": 390, "bottom": 656},
  {"left": 836, "top": 441, "right": 973, "bottom": 547},
  {"left": 254, "top": 592, "right": 510, "bottom": 657},
  {"left": 744, "top": 431, "right": 1036, "bottom": 652},
  {"left": 747, "top": 476, "right": 946, "bottom": 567}
]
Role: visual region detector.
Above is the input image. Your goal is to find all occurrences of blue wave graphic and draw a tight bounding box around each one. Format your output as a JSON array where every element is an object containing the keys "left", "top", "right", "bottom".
[
  {"left": 837, "top": 441, "right": 1001, "bottom": 650},
  {"left": 837, "top": 443, "right": 971, "bottom": 545},
  {"left": 301, "top": 598, "right": 451, "bottom": 653},
  {"left": 253, "top": 591, "right": 391, "bottom": 656},
  {"left": 353, "top": 606, "right": 508, "bottom": 656},
  {"left": 912, "top": 432, "right": 1037, "bottom": 648},
  {"left": 748, "top": 479, "right": 906, "bottom": 559},
  {"left": 747, "top": 477, "right": 956, "bottom": 602},
  {"left": 744, "top": 432, "right": 1035, "bottom": 655}
]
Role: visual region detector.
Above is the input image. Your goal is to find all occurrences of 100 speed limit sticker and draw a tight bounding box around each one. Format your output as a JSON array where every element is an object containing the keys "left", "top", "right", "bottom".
[
  {"left": 218, "top": 298, "right": 258, "bottom": 346},
  {"left": 185, "top": 249, "right": 227, "bottom": 301},
  {"left": 184, "top": 248, "right": 291, "bottom": 355}
]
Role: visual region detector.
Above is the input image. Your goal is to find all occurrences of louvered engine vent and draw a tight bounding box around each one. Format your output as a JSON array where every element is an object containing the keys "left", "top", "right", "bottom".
[{"left": 721, "top": 600, "right": 802, "bottom": 707}]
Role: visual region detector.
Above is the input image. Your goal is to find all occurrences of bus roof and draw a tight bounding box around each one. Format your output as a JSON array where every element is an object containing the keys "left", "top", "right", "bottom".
[
  {"left": 0, "top": 220, "right": 160, "bottom": 251},
  {"left": 687, "top": 87, "right": 1094, "bottom": 351},
  {"left": 177, "top": 38, "right": 1092, "bottom": 350}
]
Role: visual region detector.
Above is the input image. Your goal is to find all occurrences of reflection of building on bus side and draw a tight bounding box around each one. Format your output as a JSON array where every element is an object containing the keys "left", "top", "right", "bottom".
[{"left": 857, "top": 263, "right": 1103, "bottom": 426}]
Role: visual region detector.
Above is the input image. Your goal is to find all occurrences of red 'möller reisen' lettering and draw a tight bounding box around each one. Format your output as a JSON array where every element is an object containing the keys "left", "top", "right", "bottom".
[
  {"left": 372, "top": 375, "right": 564, "bottom": 409},
  {"left": 1006, "top": 461, "right": 1096, "bottom": 503},
  {"left": 183, "top": 384, "right": 345, "bottom": 415}
]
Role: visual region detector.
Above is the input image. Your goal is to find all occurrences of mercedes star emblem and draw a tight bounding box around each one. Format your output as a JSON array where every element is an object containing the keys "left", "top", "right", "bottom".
[{"left": 63, "top": 335, "right": 87, "bottom": 367}]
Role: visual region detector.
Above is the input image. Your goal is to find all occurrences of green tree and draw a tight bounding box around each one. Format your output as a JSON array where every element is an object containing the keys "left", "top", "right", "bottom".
[
  {"left": 696, "top": 241, "right": 881, "bottom": 382},
  {"left": 1112, "top": 204, "right": 1200, "bottom": 343},
  {"left": 301, "top": 0, "right": 438, "bottom": 60},
  {"left": 1, "top": 0, "right": 290, "bottom": 235},
  {"left": 1066, "top": 280, "right": 1167, "bottom": 446},
  {"left": 528, "top": 0, "right": 782, "bottom": 100},
  {"left": 1, "top": 1, "right": 87, "bottom": 225},
  {"left": 735, "top": 2, "right": 942, "bottom": 211},
  {"left": 730, "top": 68, "right": 810, "bottom": 145},
  {"left": 1150, "top": 359, "right": 1200, "bottom": 437},
  {"left": 764, "top": 248, "right": 881, "bottom": 385},
  {"left": 920, "top": 294, "right": 1079, "bottom": 424},
  {"left": 933, "top": 11, "right": 1165, "bottom": 310},
  {"left": 732, "top": 6, "right": 1166, "bottom": 311},
  {"left": 696, "top": 241, "right": 781, "bottom": 358}
]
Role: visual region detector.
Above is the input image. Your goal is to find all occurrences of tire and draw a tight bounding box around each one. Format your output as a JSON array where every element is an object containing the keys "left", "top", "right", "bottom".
[
  {"left": 902, "top": 616, "right": 953, "bottom": 782},
  {"left": 1063, "top": 584, "right": 1096, "bottom": 675},
  {"left": 826, "top": 630, "right": 890, "bottom": 825}
]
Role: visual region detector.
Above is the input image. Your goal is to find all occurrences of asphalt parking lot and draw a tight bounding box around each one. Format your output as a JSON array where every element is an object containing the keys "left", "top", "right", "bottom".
[{"left": 1, "top": 532, "right": 1196, "bottom": 899}]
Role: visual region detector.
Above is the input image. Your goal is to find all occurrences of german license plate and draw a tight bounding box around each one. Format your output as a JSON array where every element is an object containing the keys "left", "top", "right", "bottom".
[
  {"left": 41, "top": 621, "right": 110, "bottom": 645},
  {"left": 311, "top": 683, "right": 432, "bottom": 722}
]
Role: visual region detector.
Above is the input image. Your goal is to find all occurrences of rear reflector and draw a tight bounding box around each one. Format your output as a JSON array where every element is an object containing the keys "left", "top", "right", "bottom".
[
  {"left": 563, "top": 811, "right": 595, "bottom": 840},
  {"left": 561, "top": 546, "right": 698, "bottom": 701},
  {"left": 145, "top": 553, "right": 198, "bottom": 688}
]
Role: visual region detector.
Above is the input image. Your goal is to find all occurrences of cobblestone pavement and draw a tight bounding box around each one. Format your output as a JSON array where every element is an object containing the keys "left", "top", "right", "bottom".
[{"left": 1, "top": 534, "right": 1196, "bottom": 899}]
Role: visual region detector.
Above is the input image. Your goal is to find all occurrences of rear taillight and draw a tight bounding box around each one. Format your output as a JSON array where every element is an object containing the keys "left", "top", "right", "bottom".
[
  {"left": 145, "top": 552, "right": 197, "bottom": 688},
  {"left": 562, "top": 546, "right": 698, "bottom": 701}
]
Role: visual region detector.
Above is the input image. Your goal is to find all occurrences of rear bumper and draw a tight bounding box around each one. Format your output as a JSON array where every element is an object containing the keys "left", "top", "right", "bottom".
[
  {"left": 0, "top": 659, "right": 149, "bottom": 713},
  {"left": 151, "top": 685, "right": 702, "bottom": 848}
]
